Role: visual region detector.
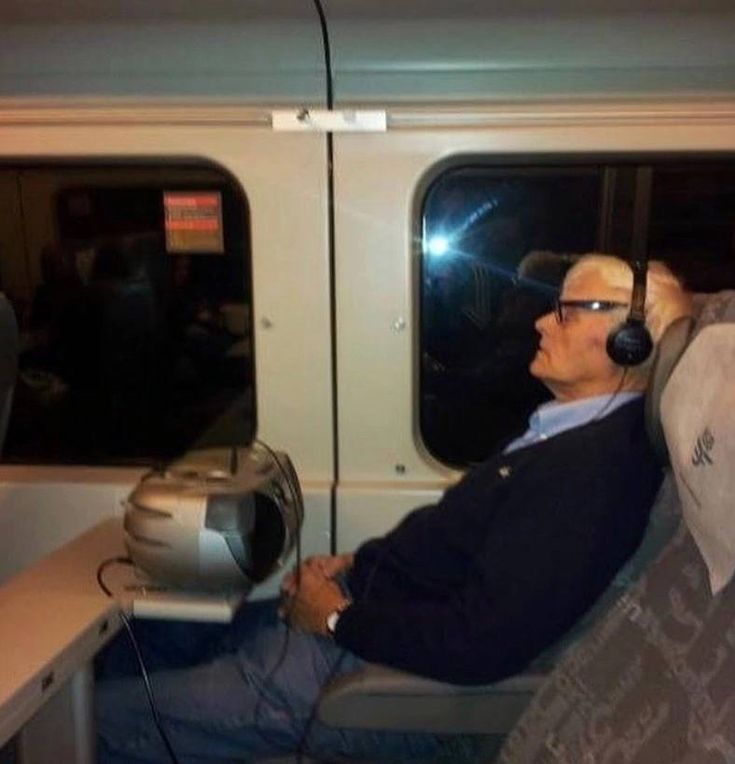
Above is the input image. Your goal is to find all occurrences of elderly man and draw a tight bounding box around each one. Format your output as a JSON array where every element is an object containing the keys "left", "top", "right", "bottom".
[{"left": 97, "top": 254, "right": 691, "bottom": 763}]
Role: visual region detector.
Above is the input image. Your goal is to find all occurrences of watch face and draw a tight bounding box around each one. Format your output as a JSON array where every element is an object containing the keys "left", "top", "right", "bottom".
[
  {"left": 326, "top": 610, "right": 340, "bottom": 634},
  {"left": 326, "top": 600, "right": 351, "bottom": 635}
]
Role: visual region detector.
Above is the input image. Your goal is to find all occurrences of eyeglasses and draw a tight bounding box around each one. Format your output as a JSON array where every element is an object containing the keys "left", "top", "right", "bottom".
[{"left": 554, "top": 299, "right": 629, "bottom": 324}]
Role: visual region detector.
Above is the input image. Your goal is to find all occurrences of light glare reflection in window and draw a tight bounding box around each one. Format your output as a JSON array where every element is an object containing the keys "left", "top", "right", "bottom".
[
  {"left": 426, "top": 235, "right": 450, "bottom": 257},
  {"left": 424, "top": 198, "right": 500, "bottom": 259}
]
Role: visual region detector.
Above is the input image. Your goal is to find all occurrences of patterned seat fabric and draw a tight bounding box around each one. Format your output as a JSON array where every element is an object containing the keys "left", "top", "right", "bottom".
[{"left": 496, "top": 291, "right": 735, "bottom": 764}]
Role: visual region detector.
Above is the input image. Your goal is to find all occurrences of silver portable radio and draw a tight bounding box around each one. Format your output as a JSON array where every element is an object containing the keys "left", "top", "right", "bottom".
[{"left": 124, "top": 444, "right": 303, "bottom": 593}]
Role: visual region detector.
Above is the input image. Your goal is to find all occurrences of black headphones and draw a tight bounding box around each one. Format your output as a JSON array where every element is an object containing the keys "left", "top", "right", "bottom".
[{"left": 606, "top": 259, "right": 654, "bottom": 367}]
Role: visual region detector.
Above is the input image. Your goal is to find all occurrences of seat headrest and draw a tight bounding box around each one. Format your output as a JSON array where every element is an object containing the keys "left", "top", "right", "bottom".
[
  {"left": 644, "top": 315, "right": 696, "bottom": 466},
  {"left": 659, "top": 290, "right": 735, "bottom": 595}
]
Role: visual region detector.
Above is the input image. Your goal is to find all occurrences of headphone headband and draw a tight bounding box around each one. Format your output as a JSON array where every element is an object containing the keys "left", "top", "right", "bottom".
[
  {"left": 605, "top": 258, "right": 653, "bottom": 366},
  {"left": 629, "top": 259, "right": 647, "bottom": 324}
]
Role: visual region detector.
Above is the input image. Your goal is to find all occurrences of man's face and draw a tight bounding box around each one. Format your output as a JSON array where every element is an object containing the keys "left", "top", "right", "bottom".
[{"left": 530, "top": 269, "right": 628, "bottom": 401}]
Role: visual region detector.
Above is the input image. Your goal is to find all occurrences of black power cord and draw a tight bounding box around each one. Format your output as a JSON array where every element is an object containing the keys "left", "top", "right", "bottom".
[
  {"left": 248, "top": 440, "right": 306, "bottom": 753},
  {"left": 250, "top": 436, "right": 354, "bottom": 762},
  {"left": 309, "top": 0, "right": 341, "bottom": 564},
  {"left": 294, "top": 542, "right": 391, "bottom": 761},
  {"left": 290, "top": 3, "right": 343, "bottom": 757},
  {"left": 588, "top": 368, "right": 631, "bottom": 424},
  {"left": 96, "top": 557, "right": 181, "bottom": 764},
  {"left": 253, "top": 439, "right": 303, "bottom": 575}
]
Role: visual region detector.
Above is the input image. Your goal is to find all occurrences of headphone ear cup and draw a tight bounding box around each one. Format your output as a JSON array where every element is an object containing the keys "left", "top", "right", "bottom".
[{"left": 606, "top": 320, "right": 653, "bottom": 366}]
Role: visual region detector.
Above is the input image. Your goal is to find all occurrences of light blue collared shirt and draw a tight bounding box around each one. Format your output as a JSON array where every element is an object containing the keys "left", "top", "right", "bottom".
[{"left": 503, "top": 392, "right": 643, "bottom": 454}]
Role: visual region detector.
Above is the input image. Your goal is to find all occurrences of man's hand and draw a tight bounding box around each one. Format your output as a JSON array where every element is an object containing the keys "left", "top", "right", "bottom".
[
  {"left": 280, "top": 553, "right": 354, "bottom": 599},
  {"left": 280, "top": 563, "right": 350, "bottom": 635}
]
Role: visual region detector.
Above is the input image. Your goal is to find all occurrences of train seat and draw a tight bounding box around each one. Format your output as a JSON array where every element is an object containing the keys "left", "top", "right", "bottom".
[
  {"left": 316, "top": 303, "right": 700, "bottom": 759},
  {"left": 496, "top": 290, "right": 735, "bottom": 763}
]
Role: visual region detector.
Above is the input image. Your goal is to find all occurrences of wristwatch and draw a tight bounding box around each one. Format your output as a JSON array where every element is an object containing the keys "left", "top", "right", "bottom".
[{"left": 326, "top": 599, "right": 351, "bottom": 636}]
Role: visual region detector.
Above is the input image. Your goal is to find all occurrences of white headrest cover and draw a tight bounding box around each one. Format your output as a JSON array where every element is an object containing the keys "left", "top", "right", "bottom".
[{"left": 661, "top": 321, "right": 735, "bottom": 595}]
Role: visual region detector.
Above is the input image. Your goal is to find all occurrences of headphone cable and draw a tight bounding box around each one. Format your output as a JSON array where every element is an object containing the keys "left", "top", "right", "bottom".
[
  {"left": 294, "top": 540, "right": 391, "bottom": 760},
  {"left": 96, "top": 557, "right": 181, "bottom": 764},
  {"left": 249, "top": 438, "right": 306, "bottom": 753},
  {"left": 588, "top": 367, "right": 630, "bottom": 425}
]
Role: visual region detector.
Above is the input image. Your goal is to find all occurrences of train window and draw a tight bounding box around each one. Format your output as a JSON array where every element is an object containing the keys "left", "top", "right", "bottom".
[
  {"left": 419, "top": 160, "right": 735, "bottom": 467},
  {"left": 0, "top": 165, "right": 253, "bottom": 466}
]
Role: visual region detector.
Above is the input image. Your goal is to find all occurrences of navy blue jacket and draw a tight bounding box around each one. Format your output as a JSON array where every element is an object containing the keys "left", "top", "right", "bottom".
[{"left": 336, "top": 399, "right": 662, "bottom": 684}]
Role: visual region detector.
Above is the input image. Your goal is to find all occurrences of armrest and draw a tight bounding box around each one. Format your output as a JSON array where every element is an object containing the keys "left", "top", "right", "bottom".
[{"left": 318, "top": 664, "right": 547, "bottom": 734}]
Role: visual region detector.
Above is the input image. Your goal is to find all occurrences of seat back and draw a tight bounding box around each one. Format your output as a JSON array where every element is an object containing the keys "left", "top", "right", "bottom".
[{"left": 497, "top": 291, "right": 735, "bottom": 764}]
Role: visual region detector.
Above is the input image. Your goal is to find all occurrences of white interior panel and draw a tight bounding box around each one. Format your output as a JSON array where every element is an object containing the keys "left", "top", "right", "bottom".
[{"left": 335, "top": 484, "right": 444, "bottom": 555}]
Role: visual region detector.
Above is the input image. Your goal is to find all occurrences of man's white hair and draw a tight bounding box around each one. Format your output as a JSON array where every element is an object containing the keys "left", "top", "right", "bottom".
[{"left": 564, "top": 254, "right": 693, "bottom": 379}]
